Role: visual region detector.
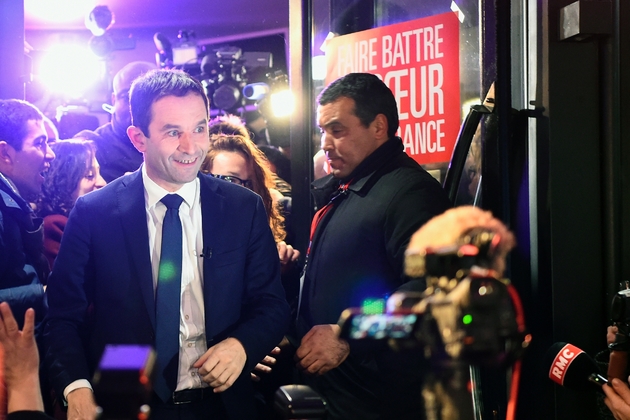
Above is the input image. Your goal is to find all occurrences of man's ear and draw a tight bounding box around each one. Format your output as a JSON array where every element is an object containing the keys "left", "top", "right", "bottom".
[
  {"left": 127, "top": 126, "right": 146, "bottom": 153},
  {"left": 0, "top": 141, "right": 15, "bottom": 175},
  {"left": 373, "top": 114, "right": 389, "bottom": 142},
  {"left": 0, "top": 141, "right": 14, "bottom": 164}
]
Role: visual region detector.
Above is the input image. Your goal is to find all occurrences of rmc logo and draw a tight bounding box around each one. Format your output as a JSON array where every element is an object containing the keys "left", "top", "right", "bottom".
[{"left": 549, "top": 343, "right": 583, "bottom": 385}]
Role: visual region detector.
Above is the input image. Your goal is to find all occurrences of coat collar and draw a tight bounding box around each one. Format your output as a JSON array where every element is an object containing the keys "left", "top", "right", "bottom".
[
  {"left": 311, "top": 137, "right": 405, "bottom": 205},
  {"left": 117, "top": 170, "right": 156, "bottom": 328}
]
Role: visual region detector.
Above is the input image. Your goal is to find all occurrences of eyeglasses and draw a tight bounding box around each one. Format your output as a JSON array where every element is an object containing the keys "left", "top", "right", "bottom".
[{"left": 209, "top": 173, "right": 252, "bottom": 189}]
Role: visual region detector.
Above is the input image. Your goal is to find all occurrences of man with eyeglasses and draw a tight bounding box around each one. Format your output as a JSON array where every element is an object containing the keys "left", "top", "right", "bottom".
[
  {"left": 294, "top": 73, "right": 451, "bottom": 420},
  {"left": 45, "top": 69, "right": 289, "bottom": 420},
  {"left": 76, "top": 61, "right": 155, "bottom": 183},
  {"left": 0, "top": 99, "right": 54, "bottom": 328}
]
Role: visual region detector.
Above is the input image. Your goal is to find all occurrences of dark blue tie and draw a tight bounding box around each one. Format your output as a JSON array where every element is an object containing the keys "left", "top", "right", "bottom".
[{"left": 154, "top": 194, "right": 184, "bottom": 402}]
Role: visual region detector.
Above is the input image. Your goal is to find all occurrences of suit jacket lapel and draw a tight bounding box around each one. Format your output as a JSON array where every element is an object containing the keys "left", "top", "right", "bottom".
[
  {"left": 199, "top": 174, "right": 223, "bottom": 338},
  {"left": 118, "top": 171, "right": 156, "bottom": 330}
]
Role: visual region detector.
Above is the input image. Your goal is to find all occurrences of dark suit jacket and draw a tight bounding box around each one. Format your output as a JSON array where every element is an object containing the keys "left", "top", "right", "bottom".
[{"left": 44, "top": 170, "right": 290, "bottom": 418}]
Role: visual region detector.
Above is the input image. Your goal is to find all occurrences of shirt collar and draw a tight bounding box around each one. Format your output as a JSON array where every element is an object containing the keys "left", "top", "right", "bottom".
[
  {"left": 0, "top": 172, "right": 20, "bottom": 196},
  {"left": 312, "top": 137, "right": 404, "bottom": 192},
  {"left": 141, "top": 164, "right": 198, "bottom": 209}
]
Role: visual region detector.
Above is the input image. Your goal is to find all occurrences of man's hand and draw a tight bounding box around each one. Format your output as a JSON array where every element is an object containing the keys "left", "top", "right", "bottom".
[
  {"left": 604, "top": 378, "right": 630, "bottom": 420},
  {"left": 0, "top": 303, "right": 43, "bottom": 413},
  {"left": 295, "top": 324, "right": 349, "bottom": 375},
  {"left": 277, "top": 241, "right": 300, "bottom": 265},
  {"left": 251, "top": 346, "right": 281, "bottom": 382},
  {"left": 0, "top": 304, "right": 39, "bottom": 387},
  {"left": 193, "top": 337, "right": 247, "bottom": 392},
  {"left": 609, "top": 325, "right": 619, "bottom": 346},
  {"left": 66, "top": 388, "right": 97, "bottom": 420}
]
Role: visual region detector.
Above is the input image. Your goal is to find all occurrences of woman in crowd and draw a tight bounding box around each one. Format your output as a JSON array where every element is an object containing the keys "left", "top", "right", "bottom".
[
  {"left": 201, "top": 133, "right": 288, "bottom": 244},
  {"left": 35, "top": 139, "right": 106, "bottom": 269}
]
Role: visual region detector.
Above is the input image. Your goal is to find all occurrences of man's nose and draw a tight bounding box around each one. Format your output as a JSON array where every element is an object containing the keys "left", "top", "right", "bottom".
[
  {"left": 321, "top": 133, "right": 332, "bottom": 150},
  {"left": 178, "top": 133, "right": 196, "bottom": 154},
  {"left": 45, "top": 143, "right": 55, "bottom": 161}
]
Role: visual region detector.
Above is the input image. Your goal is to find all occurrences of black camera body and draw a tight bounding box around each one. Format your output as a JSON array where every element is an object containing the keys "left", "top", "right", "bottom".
[
  {"left": 339, "top": 238, "right": 526, "bottom": 368},
  {"left": 339, "top": 274, "right": 523, "bottom": 368}
]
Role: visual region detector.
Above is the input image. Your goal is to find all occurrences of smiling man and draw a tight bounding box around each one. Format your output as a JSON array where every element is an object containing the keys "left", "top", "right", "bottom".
[
  {"left": 44, "top": 70, "right": 289, "bottom": 420},
  {"left": 294, "top": 73, "right": 451, "bottom": 420},
  {"left": 0, "top": 99, "right": 55, "bottom": 327}
]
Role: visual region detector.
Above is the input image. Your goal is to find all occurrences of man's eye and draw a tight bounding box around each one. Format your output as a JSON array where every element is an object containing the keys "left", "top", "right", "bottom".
[
  {"left": 167, "top": 130, "right": 179, "bottom": 137},
  {"left": 194, "top": 126, "right": 206, "bottom": 134}
]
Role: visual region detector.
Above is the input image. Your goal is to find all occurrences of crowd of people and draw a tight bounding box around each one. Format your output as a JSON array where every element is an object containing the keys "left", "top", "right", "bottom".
[{"left": 3, "top": 62, "right": 630, "bottom": 420}]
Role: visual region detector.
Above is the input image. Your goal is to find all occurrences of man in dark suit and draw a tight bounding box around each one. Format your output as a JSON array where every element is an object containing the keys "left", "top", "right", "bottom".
[{"left": 44, "top": 69, "right": 290, "bottom": 420}]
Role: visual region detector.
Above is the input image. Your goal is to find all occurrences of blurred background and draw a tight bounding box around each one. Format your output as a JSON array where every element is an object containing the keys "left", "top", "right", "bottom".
[{"left": 22, "top": 0, "right": 293, "bottom": 141}]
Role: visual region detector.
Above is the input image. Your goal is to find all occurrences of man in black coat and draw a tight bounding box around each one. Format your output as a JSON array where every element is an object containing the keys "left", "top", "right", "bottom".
[{"left": 295, "top": 73, "right": 451, "bottom": 420}]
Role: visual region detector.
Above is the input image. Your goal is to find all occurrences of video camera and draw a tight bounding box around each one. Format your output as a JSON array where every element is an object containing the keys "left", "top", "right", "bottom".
[
  {"left": 339, "top": 229, "right": 527, "bottom": 367},
  {"left": 153, "top": 30, "right": 279, "bottom": 115},
  {"left": 338, "top": 227, "right": 529, "bottom": 420}
]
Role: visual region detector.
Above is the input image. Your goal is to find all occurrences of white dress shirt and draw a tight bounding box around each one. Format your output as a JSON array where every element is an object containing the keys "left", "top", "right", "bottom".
[{"left": 142, "top": 165, "right": 208, "bottom": 391}]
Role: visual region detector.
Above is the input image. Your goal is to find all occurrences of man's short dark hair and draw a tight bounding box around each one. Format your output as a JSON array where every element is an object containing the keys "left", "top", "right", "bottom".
[
  {"left": 0, "top": 99, "right": 44, "bottom": 150},
  {"left": 129, "top": 69, "right": 209, "bottom": 137},
  {"left": 317, "top": 73, "right": 399, "bottom": 138}
]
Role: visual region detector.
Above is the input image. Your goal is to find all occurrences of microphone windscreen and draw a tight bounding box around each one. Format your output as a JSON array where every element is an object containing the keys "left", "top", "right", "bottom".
[{"left": 544, "top": 342, "right": 599, "bottom": 391}]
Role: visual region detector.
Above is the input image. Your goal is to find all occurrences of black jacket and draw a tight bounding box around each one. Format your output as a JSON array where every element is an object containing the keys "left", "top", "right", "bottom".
[
  {"left": 298, "top": 137, "right": 451, "bottom": 420},
  {"left": 90, "top": 118, "right": 143, "bottom": 183},
  {"left": 301, "top": 137, "right": 451, "bottom": 328}
]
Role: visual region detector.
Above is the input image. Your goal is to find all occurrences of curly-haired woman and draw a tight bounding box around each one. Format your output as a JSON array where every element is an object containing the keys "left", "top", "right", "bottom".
[
  {"left": 35, "top": 139, "right": 106, "bottom": 269},
  {"left": 202, "top": 133, "right": 290, "bottom": 246}
]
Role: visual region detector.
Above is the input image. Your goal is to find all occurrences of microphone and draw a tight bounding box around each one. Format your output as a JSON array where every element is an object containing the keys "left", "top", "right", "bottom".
[
  {"left": 199, "top": 247, "right": 212, "bottom": 259},
  {"left": 544, "top": 342, "right": 607, "bottom": 391}
]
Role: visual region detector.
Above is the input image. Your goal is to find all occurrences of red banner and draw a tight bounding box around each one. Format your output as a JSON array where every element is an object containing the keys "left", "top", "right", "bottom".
[{"left": 325, "top": 13, "right": 460, "bottom": 165}]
